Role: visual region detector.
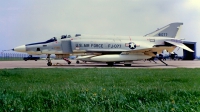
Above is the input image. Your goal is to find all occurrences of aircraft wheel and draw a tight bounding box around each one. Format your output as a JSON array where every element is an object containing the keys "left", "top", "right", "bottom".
[
  {"left": 68, "top": 61, "right": 71, "bottom": 65},
  {"left": 35, "top": 60, "right": 37, "bottom": 61},
  {"left": 76, "top": 61, "right": 80, "bottom": 64},
  {"left": 107, "top": 62, "right": 114, "bottom": 66},
  {"left": 47, "top": 62, "right": 52, "bottom": 66},
  {"left": 124, "top": 64, "right": 131, "bottom": 66}
]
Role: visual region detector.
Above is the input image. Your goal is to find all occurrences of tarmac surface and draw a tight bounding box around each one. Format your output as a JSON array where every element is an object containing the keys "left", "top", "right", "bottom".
[{"left": 0, "top": 59, "right": 200, "bottom": 69}]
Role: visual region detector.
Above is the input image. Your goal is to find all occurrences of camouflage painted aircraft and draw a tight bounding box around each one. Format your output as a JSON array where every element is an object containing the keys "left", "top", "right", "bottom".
[{"left": 13, "top": 22, "right": 194, "bottom": 66}]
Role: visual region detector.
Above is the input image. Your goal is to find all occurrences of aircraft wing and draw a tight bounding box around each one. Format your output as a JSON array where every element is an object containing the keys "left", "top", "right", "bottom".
[
  {"left": 165, "top": 41, "right": 194, "bottom": 52},
  {"left": 121, "top": 46, "right": 176, "bottom": 56},
  {"left": 85, "top": 41, "right": 194, "bottom": 57},
  {"left": 86, "top": 46, "right": 177, "bottom": 57}
]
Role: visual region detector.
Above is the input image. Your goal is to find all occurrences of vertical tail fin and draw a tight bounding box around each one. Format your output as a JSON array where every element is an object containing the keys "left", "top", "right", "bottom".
[
  {"left": 174, "top": 25, "right": 182, "bottom": 39},
  {"left": 144, "top": 22, "right": 183, "bottom": 38}
]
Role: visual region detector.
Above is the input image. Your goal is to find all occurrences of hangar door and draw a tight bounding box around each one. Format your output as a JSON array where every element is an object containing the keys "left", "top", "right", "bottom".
[{"left": 183, "top": 41, "right": 196, "bottom": 60}]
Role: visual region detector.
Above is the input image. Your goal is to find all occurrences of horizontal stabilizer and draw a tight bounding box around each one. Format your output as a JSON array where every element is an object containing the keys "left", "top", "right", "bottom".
[{"left": 165, "top": 41, "right": 194, "bottom": 52}]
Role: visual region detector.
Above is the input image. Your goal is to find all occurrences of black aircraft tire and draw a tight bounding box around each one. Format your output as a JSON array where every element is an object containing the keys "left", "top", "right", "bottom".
[
  {"left": 124, "top": 64, "right": 131, "bottom": 66},
  {"left": 106, "top": 62, "right": 114, "bottom": 66},
  {"left": 76, "top": 61, "right": 80, "bottom": 64},
  {"left": 68, "top": 62, "right": 71, "bottom": 65},
  {"left": 47, "top": 62, "right": 52, "bottom": 66}
]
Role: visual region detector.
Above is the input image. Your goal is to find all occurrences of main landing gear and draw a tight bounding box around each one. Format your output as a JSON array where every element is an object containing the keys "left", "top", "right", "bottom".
[
  {"left": 124, "top": 64, "right": 131, "bottom": 66},
  {"left": 106, "top": 62, "right": 132, "bottom": 66},
  {"left": 76, "top": 60, "right": 87, "bottom": 64},
  {"left": 47, "top": 54, "right": 52, "bottom": 66},
  {"left": 106, "top": 62, "right": 114, "bottom": 66},
  {"left": 124, "top": 61, "right": 132, "bottom": 66}
]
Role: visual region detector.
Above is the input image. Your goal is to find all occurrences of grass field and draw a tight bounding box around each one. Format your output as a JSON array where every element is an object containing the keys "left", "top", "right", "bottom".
[{"left": 0, "top": 68, "right": 200, "bottom": 111}]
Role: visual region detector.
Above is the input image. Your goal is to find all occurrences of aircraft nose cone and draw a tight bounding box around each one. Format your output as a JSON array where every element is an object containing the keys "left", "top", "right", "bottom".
[{"left": 13, "top": 45, "right": 26, "bottom": 52}]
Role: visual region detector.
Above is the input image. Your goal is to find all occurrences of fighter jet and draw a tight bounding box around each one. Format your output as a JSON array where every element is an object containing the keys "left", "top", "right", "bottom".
[{"left": 13, "top": 22, "right": 194, "bottom": 66}]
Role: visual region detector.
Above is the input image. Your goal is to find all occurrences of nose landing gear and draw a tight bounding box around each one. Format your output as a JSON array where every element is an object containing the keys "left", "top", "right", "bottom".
[
  {"left": 47, "top": 54, "right": 52, "bottom": 66},
  {"left": 46, "top": 54, "right": 72, "bottom": 66}
]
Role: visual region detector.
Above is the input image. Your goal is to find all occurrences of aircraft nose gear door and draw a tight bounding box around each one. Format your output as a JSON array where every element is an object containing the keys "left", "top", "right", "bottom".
[
  {"left": 63, "top": 58, "right": 71, "bottom": 64},
  {"left": 47, "top": 54, "right": 52, "bottom": 66}
]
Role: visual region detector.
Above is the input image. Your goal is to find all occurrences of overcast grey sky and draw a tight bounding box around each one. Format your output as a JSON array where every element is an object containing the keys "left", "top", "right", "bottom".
[{"left": 0, "top": 0, "right": 200, "bottom": 55}]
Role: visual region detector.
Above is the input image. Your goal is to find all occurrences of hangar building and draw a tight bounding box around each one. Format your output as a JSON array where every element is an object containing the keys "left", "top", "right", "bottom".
[{"left": 182, "top": 41, "right": 196, "bottom": 60}]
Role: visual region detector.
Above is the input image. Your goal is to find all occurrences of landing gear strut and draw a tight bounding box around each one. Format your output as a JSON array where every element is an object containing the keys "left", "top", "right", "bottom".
[
  {"left": 145, "top": 57, "right": 157, "bottom": 63},
  {"left": 47, "top": 54, "right": 52, "bottom": 66},
  {"left": 158, "top": 58, "right": 168, "bottom": 66}
]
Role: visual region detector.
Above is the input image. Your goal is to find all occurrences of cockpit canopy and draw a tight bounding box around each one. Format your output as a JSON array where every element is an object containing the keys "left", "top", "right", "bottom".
[
  {"left": 61, "top": 35, "right": 71, "bottom": 39},
  {"left": 46, "top": 37, "right": 57, "bottom": 42},
  {"left": 60, "top": 34, "right": 81, "bottom": 39},
  {"left": 26, "top": 37, "right": 58, "bottom": 46},
  {"left": 75, "top": 34, "right": 81, "bottom": 37}
]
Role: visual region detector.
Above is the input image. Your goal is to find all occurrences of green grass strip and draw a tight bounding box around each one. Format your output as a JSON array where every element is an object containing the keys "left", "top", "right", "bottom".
[{"left": 0, "top": 68, "right": 200, "bottom": 111}]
